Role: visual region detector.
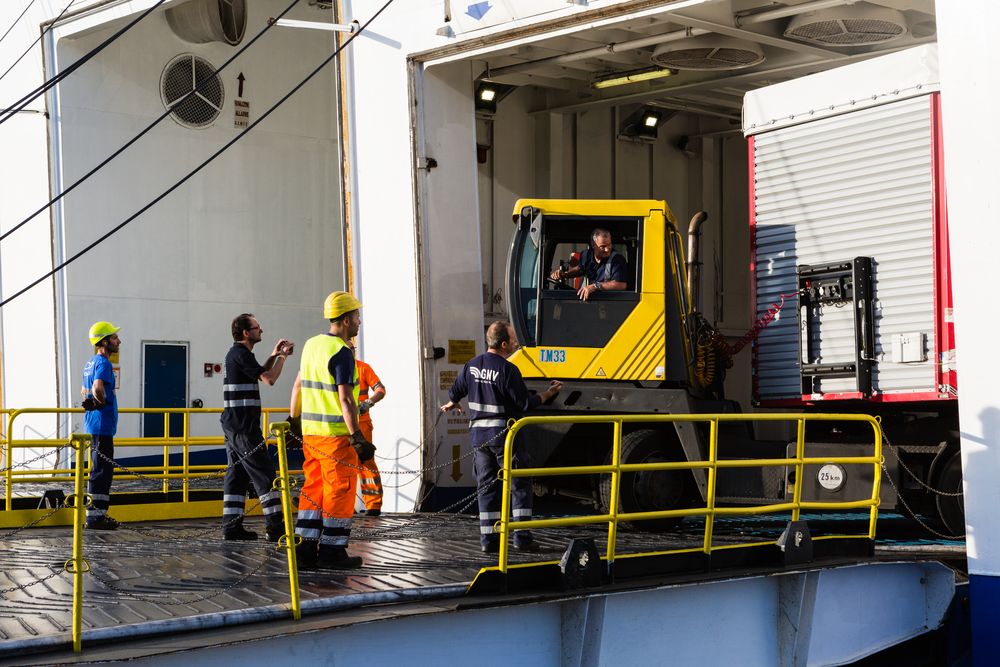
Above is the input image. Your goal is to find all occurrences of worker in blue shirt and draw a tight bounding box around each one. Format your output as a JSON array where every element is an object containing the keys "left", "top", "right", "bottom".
[
  {"left": 80, "top": 321, "right": 122, "bottom": 530},
  {"left": 550, "top": 227, "right": 628, "bottom": 301},
  {"left": 441, "top": 321, "right": 562, "bottom": 553}
]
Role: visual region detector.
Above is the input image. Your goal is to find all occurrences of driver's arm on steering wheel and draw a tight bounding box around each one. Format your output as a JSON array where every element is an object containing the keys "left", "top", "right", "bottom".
[{"left": 550, "top": 265, "right": 583, "bottom": 282}]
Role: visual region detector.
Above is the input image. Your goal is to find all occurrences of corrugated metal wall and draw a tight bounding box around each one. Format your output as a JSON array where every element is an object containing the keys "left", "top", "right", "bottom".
[{"left": 753, "top": 95, "right": 935, "bottom": 401}]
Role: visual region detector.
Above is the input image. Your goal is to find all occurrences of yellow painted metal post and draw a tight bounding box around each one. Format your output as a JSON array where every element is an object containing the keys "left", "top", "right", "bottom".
[
  {"left": 869, "top": 419, "right": 882, "bottom": 540},
  {"left": 605, "top": 419, "right": 622, "bottom": 570},
  {"left": 270, "top": 422, "right": 301, "bottom": 620},
  {"left": 4, "top": 411, "right": 13, "bottom": 511},
  {"left": 702, "top": 418, "right": 719, "bottom": 555},
  {"left": 792, "top": 418, "right": 806, "bottom": 522},
  {"left": 182, "top": 411, "right": 190, "bottom": 503},
  {"left": 162, "top": 413, "right": 170, "bottom": 494},
  {"left": 69, "top": 434, "right": 89, "bottom": 652},
  {"left": 498, "top": 424, "right": 516, "bottom": 576}
]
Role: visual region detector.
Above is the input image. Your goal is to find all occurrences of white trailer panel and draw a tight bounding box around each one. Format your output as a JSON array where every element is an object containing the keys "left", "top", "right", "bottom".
[{"left": 748, "top": 69, "right": 942, "bottom": 403}]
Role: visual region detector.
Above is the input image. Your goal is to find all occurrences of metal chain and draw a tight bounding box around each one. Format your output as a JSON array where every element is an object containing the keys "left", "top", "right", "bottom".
[
  {"left": 371, "top": 411, "right": 443, "bottom": 463},
  {"left": 879, "top": 462, "right": 965, "bottom": 540},
  {"left": 0, "top": 447, "right": 62, "bottom": 474},
  {"left": 92, "top": 433, "right": 270, "bottom": 488},
  {"left": 320, "top": 476, "right": 501, "bottom": 539},
  {"left": 878, "top": 424, "right": 963, "bottom": 497},
  {"left": 0, "top": 503, "right": 65, "bottom": 541},
  {"left": 289, "top": 424, "right": 507, "bottom": 476},
  {"left": 295, "top": 427, "right": 512, "bottom": 537},
  {"left": 353, "top": 480, "right": 498, "bottom": 538},
  {"left": 113, "top": 498, "right": 264, "bottom": 540},
  {"left": 0, "top": 568, "right": 66, "bottom": 598},
  {"left": 85, "top": 544, "right": 273, "bottom": 605}
]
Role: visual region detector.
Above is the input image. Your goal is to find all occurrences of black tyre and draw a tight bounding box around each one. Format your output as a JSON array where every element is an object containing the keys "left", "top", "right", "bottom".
[
  {"left": 598, "top": 429, "right": 692, "bottom": 532},
  {"left": 934, "top": 449, "right": 965, "bottom": 537}
]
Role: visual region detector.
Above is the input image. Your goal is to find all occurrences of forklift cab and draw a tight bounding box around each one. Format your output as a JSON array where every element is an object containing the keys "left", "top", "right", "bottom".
[
  {"left": 505, "top": 199, "right": 692, "bottom": 384},
  {"left": 508, "top": 207, "right": 641, "bottom": 349}
]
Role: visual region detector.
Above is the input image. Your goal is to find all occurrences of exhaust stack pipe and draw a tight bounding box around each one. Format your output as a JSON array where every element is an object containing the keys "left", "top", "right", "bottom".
[{"left": 686, "top": 211, "right": 709, "bottom": 313}]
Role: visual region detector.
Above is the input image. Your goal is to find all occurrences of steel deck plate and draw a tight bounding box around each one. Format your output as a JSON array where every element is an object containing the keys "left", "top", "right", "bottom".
[{"left": 0, "top": 510, "right": 964, "bottom": 657}]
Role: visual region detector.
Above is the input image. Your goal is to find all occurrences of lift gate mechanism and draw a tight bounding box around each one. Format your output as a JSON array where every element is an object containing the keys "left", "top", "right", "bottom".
[{"left": 797, "top": 257, "right": 875, "bottom": 397}]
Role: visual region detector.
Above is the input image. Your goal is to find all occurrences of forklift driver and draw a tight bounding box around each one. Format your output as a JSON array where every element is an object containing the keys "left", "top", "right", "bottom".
[{"left": 549, "top": 228, "right": 628, "bottom": 302}]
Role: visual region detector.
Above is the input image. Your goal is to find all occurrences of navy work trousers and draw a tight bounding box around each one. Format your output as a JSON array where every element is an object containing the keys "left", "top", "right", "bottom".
[
  {"left": 473, "top": 442, "right": 534, "bottom": 548},
  {"left": 87, "top": 434, "right": 114, "bottom": 522},
  {"left": 222, "top": 428, "right": 283, "bottom": 533}
]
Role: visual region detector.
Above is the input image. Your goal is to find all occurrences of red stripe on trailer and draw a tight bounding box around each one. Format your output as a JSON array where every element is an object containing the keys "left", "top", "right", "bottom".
[
  {"left": 758, "top": 390, "right": 952, "bottom": 409},
  {"left": 931, "top": 92, "right": 957, "bottom": 399},
  {"left": 874, "top": 391, "right": 952, "bottom": 403},
  {"left": 767, "top": 393, "right": 955, "bottom": 407}
]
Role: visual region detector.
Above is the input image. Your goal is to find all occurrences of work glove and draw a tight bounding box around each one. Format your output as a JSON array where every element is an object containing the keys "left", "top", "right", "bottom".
[
  {"left": 81, "top": 397, "right": 101, "bottom": 411},
  {"left": 358, "top": 399, "right": 373, "bottom": 415},
  {"left": 287, "top": 416, "right": 302, "bottom": 440},
  {"left": 350, "top": 430, "right": 376, "bottom": 463}
]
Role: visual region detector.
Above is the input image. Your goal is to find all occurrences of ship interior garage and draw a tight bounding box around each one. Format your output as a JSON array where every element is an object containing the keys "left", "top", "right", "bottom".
[
  {"left": 0, "top": 0, "right": 983, "bottom": 664},
  {"left": 413, "top": 0, "right": 953, "bottom": 525},
  {"left": 421, "top": 0, "right": 936, "bottom": 409}
]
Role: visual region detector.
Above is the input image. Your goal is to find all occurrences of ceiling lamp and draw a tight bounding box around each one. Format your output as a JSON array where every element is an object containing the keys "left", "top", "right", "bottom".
[
  {"left": 618, "top": 107, "right": 666, "bottom": 142},
  {"left": 593, "top": 67, "right": 674, "bottom": 89}
]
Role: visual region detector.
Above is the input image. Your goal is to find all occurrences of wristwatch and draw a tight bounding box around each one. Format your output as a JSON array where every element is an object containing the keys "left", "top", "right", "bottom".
[{"left": 594, "top": 281, "right": 603, "bottom": 291}]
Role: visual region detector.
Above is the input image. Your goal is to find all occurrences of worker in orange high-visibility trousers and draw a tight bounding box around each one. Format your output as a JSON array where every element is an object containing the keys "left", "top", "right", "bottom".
[
  {"left": 348, "top": 340, "right": 386, "bottom": 516},
  {"left": 289, "top": 291, "right": 374, "bottom": 570}
]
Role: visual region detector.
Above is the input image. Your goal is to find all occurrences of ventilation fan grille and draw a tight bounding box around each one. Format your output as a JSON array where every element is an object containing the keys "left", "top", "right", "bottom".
[
  {"left": 161, "top": 55, "right": 225, "bottom": 128},
  {"left": 219, "top": 0, "right": 247, "bottom": 45},
  {"left": 652, "top": 46, "right": 763, "bottom": 71},
  {"left": 786, "top": 18, "right": 905, "bottom": 45}
]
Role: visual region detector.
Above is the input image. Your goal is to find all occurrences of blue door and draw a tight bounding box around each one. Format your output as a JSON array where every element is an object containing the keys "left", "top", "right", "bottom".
[{"left": 143, "top": 343, "right": 187, "bottom": 438}]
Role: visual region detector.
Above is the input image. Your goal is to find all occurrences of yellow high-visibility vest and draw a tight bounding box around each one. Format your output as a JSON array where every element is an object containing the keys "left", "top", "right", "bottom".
[{"left": 299, "top": 334, "right": 359, "bottom": 436}]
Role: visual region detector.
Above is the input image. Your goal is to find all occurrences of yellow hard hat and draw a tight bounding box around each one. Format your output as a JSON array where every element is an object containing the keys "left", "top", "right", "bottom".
[
  {"left": 323, "top": 291, "right": 362, "bottom": 319},
  {"left": 88, "top": 321, "right": 121, "bottom": 345}
]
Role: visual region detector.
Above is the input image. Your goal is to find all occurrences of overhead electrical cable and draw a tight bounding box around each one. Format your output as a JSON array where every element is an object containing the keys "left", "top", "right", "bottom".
[
  {"left": 0, "top": 0, "right": 76, "bottom": 87},
  {"left": 0, "top": 0, "right": 168, "bottom": 125},
  {"left": 0, "top": 0, "right": 38, "bottom": 52},
  {"left": 0, "top": 0, "right": 398, "bottom": 309},
  {"left": 0, "top": 0, "right": 302, "bottom": 244}
]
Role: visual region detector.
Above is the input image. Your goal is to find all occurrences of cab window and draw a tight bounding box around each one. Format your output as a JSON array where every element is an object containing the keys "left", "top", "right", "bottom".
[{"left": 537, "top": 215, "right": 642, "bottom": 348}]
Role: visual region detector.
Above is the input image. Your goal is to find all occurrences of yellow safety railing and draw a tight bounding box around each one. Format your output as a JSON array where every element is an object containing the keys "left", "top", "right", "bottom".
[
  {"left": 56, "top": 424, "right": 303, "bottom": 652},
  {"left": 495, "top": 413, "right": 882, "bottom": 575},
  {"left": 1, "top": 407, "right": 300, "bottom": 512},
  {"left": 0, "top": 409, "right": 307, "bottom": 650},
  {"left": 270, "top": 422, "right": 302, "bottom": 620},
  {"left": 67, "top": 434, "right": 89, "bottom": 653}
]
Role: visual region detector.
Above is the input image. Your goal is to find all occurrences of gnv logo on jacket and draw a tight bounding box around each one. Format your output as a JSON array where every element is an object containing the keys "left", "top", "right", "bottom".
[{"left": 469, "top": 366, "right": 499, "bottom": 383}]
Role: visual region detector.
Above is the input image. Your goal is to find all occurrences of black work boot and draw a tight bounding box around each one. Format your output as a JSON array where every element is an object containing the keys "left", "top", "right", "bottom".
[
  {"left": 264, "top": 525, "right": 284, "bottom": 543},
  {"left": 224, "top": 524, "right": 258, "bottom": 541},
  {"left": 317, "top": 545, "right": 363, "bottom": 569},
  {"left": 85, "top": 515, "right": 119, "bottom": 531},
  {"left": 295, "top": 539, "right": 319, "bottom": 569}
]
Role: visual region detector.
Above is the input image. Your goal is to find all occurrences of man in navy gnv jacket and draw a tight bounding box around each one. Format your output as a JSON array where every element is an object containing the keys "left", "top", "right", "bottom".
[{"left": 441, "top": 321, "right": 561, "bottom": 553}]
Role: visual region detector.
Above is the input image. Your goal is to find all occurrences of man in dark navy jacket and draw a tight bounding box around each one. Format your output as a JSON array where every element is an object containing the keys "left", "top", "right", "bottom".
[
  {"left": 441, "top": 321, "right": 562, "bottom": 553},
  {"left": 220, "top": 313, "right": 294, "bottom": 541}
]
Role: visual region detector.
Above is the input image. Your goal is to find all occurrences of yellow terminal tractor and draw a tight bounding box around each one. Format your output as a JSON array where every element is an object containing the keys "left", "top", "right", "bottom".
[{"left": 503, "top": 199, "right": 962, "bottom": 532}]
